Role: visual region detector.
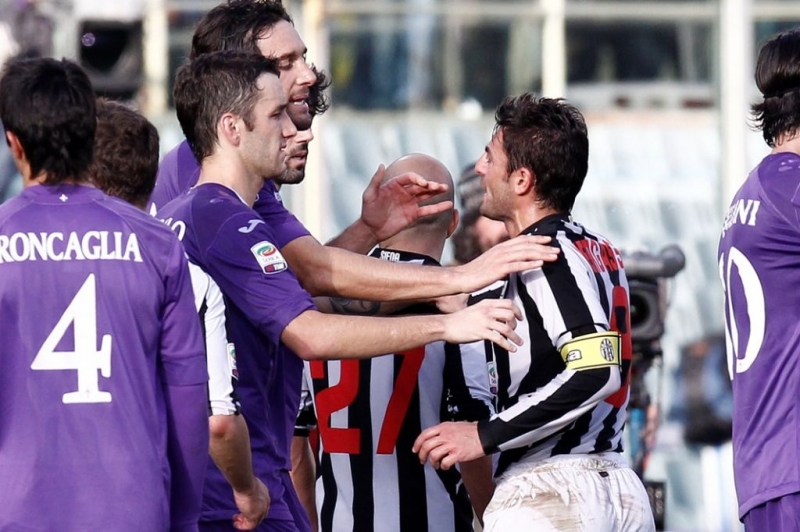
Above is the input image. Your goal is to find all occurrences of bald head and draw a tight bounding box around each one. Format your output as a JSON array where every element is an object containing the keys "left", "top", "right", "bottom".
[
  {"left": 384, "top": 153, "right": 455, "bottom": 230},
  {"left": 379, "top": 154, "right": 457, "bottom": 260}
]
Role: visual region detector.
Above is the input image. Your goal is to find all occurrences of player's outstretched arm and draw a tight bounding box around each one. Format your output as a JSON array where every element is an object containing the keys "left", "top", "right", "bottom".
[
  {"left": 283, "top": 234, "right": 558, "bottom": 300},
  {"left": 209, "top": 414, "right": 270, "bottom": 530},
  {"left": 281, "top": 299, "right": 523, "bottom": 360},
  {"left": 327, "top": 165, "right": 451, "bottom": 253}
]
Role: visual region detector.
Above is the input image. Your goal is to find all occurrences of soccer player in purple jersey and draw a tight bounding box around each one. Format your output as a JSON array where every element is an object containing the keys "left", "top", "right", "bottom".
[
  {"left": 0, "top": 57, "right": 208, "bottom": 531},
  {"left": 160, "top": 50, "right": 528, "bottom": 532},
  {"left": 414, "top": 95, "right": 654, "bottom": 531},
  {"left": 149, "top": 0, "right": 560, "bottom": 306},
  {"left": 90, "top": 99, "right": 271, "bottom": 531},
  {"left": 718, "top": 28, "right": 800, "bottom": 530}
]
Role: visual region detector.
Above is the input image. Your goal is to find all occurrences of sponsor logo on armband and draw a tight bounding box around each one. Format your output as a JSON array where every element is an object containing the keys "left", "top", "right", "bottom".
[
  {"left": 601, "top": 339, "right": 615, "bottom": 362},
  {"left": 250, "top": 241, "right": 287, "bottom": 274}
]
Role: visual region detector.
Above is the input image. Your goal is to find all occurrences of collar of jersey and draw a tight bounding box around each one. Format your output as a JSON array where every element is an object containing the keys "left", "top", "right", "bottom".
[
  {"left": 369, "top": 247, "right": 440, "bottom": 266},
  {"left": 520, "top": 212, "right": 571, "bottom": 237}
]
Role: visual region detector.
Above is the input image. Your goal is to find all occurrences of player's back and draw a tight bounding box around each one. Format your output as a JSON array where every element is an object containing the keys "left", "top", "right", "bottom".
[
  {"left": 306, "top": 249, "right": 491, "bottom": 532},
  {"left": 0, "top": 184, "right": 193, "bottom": 531},
  {"left": 718, "top": 152, "right": 800, "bottom": 517}
]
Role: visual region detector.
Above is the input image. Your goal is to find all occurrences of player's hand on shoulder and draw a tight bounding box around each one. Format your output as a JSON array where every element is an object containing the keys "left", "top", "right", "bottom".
[
  {"left": 455, "top": 235, "right": 560, "bottom": 293},
  {"left": 232, "top": 478, "right": 270, "bottom": 531},
  {"left": 444, "top": 299, "right": 522, "bottom": 351}
]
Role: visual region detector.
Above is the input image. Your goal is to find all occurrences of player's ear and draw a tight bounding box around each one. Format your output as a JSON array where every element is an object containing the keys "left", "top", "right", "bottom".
[
  {"left": 218, "top": 113, "right": 242, "bottom": 147},
  {"left": 513, "top": 166, "right": 535, "bottom": 196},
  {"left": 5, "top": 131, "right": 23, "bottom": 159},
  {"left": 447, "top": 209, "right": 460, "bottom": 238}
]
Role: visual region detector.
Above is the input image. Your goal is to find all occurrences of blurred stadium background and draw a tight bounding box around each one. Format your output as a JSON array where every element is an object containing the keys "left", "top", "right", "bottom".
[{"left": 3, "top": 0, "right": 796, "bottom": 529}]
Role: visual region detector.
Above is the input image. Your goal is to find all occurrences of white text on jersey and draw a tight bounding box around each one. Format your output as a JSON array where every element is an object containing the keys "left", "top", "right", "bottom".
[
  {"left": 722, "top": 199, "right": 761, "bottom": 237},
  {"left": 0, "top": 231, "right": 142, "bottom": 263}
]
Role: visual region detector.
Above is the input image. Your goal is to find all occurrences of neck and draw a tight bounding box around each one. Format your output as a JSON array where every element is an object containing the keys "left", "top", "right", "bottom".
[
  {"left": 504, "top": 201, "right": 561, "bottom": 237},
  {"left": 198, "top": 151, "right": 262, "bottom": 207},
  {"left": 380, "top": 232, "right": 445, "bottom": 263},
  {"left": 772, "top": 132, "right": 800, "bottom": 156}
]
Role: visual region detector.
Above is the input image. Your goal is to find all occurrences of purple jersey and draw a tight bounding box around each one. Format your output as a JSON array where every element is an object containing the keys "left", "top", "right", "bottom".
[
  {"left": 157, "top": 183, "right": 316, "bottom": 525},
  {"left": 0, "top": 184, "right": 207, "bottom": 531},
  {"left": 150, "top": 140, "right": 310, "bottom": 248},
  {"left": 718, "top": 152, "right": 800, "bottom": 518}
]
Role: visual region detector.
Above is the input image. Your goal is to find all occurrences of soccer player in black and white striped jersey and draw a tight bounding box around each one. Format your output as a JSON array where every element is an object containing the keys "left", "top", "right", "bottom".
[
  {"left": 414, "top": 95, "right": 655, "bottom": 531},
  {"left": 302, "top": 154, "right": 497, "bottom": 531}
]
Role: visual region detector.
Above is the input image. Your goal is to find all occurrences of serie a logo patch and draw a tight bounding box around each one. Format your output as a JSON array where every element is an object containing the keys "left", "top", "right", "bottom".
[{"left": 250, "top": 241, "right": 287, "bottom": 274}]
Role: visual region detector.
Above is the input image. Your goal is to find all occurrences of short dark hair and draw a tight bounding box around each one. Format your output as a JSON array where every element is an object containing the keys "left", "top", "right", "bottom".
[
  {"left": 90, "top": 99, "right": 160, "bottom": 209},
  {"left": 0, "top": 57, "right": 96, "bottom": 185},
  {"left": 309, "top": 65, "right": 331, "bottom": 118},
  {"left": 173, "top": 50, "right": 281, "bottom": 162},
  {"left": 495, "top": 94, "right": 588, "bottom": 213},
  {"left": 751, "top": 28, "right": 800, "bottom": 147},
  {"left": 191, "top": 0, "right": 292, "bottom": 59}
]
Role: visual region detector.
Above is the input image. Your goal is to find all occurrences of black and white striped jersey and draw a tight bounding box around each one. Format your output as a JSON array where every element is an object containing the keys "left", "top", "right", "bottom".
[
  {"left": 189, "top": 262, "right": 239, "bottom": 416},
  {"left": 474, "top": 214, "right": 632, "bottom": 476},
  {"left": 304, "top": 249, "right": 493, "bottom": 532}
]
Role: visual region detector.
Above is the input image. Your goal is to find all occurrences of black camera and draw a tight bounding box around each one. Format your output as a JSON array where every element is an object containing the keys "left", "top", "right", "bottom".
[{"left": 623, "top": 245, "right": 685, "bottom": 347}]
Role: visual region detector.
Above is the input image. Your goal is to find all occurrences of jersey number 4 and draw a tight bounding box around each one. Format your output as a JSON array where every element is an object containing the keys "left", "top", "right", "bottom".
[
  {"left": 311, "top": 347, "right": 425, "bottom": 455},
  {"left": 31, "top": 274, "right": 112, "bottom": 404}
]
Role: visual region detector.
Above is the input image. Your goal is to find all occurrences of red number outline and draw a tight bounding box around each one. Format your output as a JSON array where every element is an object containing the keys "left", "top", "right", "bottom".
[{"left": 311, "top": 347, "right": 425, "bottom": 455}]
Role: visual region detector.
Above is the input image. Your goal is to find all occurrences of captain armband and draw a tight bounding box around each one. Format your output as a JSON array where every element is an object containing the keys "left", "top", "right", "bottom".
[{"left": 559, "top": 331, "right": 622, "bottom": 371}]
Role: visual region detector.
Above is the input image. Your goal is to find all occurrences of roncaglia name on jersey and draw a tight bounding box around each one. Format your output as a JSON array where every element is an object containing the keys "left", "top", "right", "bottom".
[{"left": 0, "top": 231, "right": 143, "bottom": 263}]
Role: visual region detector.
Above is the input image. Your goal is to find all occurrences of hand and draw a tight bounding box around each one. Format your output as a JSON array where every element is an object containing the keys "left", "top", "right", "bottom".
[
  {"left": 413, "top": 422, "right": 486, "bottom": 470},
  {"left": 443, "top": 299, "right": 522, "bottom": 352},
  {"left": 433, "top": 293, "right": 469, "bottom": 314},
  {"left": 232, "top": 478, "right": 270, "bottom": 530},
  {"left": 360, "top": 164, "right": 452, "bottom": 242},
  {"left": 453, "top": 235, "right": 560, "bottom": 293}
]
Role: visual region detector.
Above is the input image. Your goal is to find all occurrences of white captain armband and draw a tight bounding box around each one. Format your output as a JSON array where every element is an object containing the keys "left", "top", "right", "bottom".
[{"left": 559, "top": 331, "right": 621, "bottom": 371}]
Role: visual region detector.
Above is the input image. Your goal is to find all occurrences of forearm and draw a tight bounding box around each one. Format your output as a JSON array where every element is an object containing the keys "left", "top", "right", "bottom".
[
  {"left": 209, "top": 414, "right": 258, "bottom": 494},
  {"left": 477, "top": 368, "right": 619, "bottom": 453},
  {"left": 290, "top": 436, "right": 318, "bottom": 531},
  {"left": 282, "top": 311, "right": 446, "bottom": 360},
  {"left": 285, "top": 238, "right": 460, "bottom": 300},
  {"left": 460, "top": 457, "right": 495, "bottom": 521},
  {"left": 312, "top": 296, "right": 410, "bottom": 316},
  {"left": 326, "top": 219, "right": 377, "bottom": 254},
  {"left": 165, "top": 382, "right": 210, "bottom": 532}
]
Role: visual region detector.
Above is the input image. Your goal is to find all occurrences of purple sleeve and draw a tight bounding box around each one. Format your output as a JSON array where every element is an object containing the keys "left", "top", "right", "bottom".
[
  {"left": 254, "top": 181, "right": 312, "bottom": 249},
  {"left": 160, "top": 237, "right": 208, "bottom": 385},
  {"left": 150, "top": 141, "right": 201, "bottom": 216},
  {"left": 159, "top": 236, "right": 209, "bottom": 530},
  {"left": 200, "top": 211, "right": 315, "bottom": 341},
  {"left": 164, "top": 382, "right": 209, "bottom": 532}
]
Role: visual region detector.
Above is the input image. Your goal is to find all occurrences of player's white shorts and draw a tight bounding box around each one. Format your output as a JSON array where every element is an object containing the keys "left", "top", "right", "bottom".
[{"left": 483, "top": 452, "right": 655, "bottom": 532}]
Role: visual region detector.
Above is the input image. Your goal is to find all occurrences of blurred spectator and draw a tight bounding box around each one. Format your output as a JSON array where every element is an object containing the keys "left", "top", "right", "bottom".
[
  {"left": 0, "top": 0, "right": 52, "bottom": 58},
  {"left": 451, "top": 163, "right": 508, "bottom": 264},
  {"left": 670, "top": 334, "right": 732, "bottom": 446}
]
